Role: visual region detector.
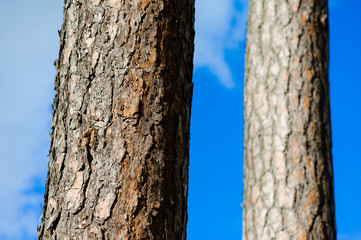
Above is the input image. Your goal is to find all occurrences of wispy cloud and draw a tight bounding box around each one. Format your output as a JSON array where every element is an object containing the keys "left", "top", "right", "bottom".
[
  {"left": 194, "top": 0, "right": 248, "bottom": 88},
  {"left": 0, "top": 0, "right": 62, "bottom": 239},
  {"left": 0, "top": 53, "right": 54, "bottom": 239}
]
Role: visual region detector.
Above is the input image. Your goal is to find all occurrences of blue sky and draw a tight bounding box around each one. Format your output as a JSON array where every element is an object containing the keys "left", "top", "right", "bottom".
[{"left": 0, "top": 0, "right": 360, "bottom": 239}]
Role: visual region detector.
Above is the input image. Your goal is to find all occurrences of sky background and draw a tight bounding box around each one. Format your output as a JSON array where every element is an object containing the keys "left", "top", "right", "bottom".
[{"left": 0, "top": 0, "right": 360, "bottom": 239}]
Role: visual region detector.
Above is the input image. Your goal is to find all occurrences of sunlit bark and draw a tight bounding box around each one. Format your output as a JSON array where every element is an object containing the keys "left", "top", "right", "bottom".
[
  {"left": 38, "top": 0, "right": 194, "bottom": 239},
  {"left": 243, "top": 1, "right": 336, "bottom": 239}
]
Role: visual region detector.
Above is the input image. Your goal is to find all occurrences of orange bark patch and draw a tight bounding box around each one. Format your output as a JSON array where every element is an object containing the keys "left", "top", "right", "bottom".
[
  {"left": 273, "top": 29, "right": 281, "bottom": 46},
  {"left": 141, "top": 0, "right": 150, "bottom": 9},
  {"left": 292, "top": 94, "right": 298, "bottom": 106},
  {"left": 63, "top": 48, "right": 71, "bottom": 64},
  {"left": 279, "top": 232, "right": 289, "bottom": 240},
  {"left": 298, "top": 229, "right": 307, "bottom": 240},
  {"left": 278, "top": 102, "right": 289, "bottom": 137},
  {"left": 304, "top": 67, "right": 315, "bottom": 81},
  {"left": 290, "top": 212, "right": 297, "bottom": 228},
  {"left": 301, "top": 12, "right": 308, "bottom": 24},
  {"left": 304, "top": 204, "right": 308, "bottom": 211},
  {"left": 275, "top": 151, "right": 285, "bottom": 177},
  {"left": 318, "top": 222, "right": 325, "bottom": 236},
  {"left": 281, "top": 70, "right": 289, "bottom": 81},
  {"left": 307, "top": 189, "right": 317, "bottom": 205},
  {"left": 297, "top": 119, "right": 304, "bottom": 133},
  {"left": 81, "top": 127, "right": 96, "bottom": 149},
  {"left": 293, "top": 35, "right": 299, "bottom": 46},
  {"left": 294, "top": 69, "right": 300, "bottom": 80},
  {"left": 311, "top": 122, "right": 316, "bottom": 138},
  {"left": 308, "top": 24, "right": 317, "bottom": 42},
  {"left": 278, "top": 186, "right": 286, "bottom": 205},
  {"left": 307, "top": 214, "right": 313, "bottom": 226},
  {"left": 293, "top": 57, "right": 300, "bottom": 66},
  {"left": 148, "top": 48, "right": 156, "bottom": 64},
  {"left": 292, "top": 138, "right": 300, "bottom": 165},
  {"left": 306, "top": 83, "right": 312, "bottom": 95},
  {"left": 298, "top": 168, "right": 303, "bottom": 178},
  {"left": 305, "top": 156, "right": 311, "bottom": 169},
  {"left": 303, "top": 96, "right": 310, "bottom": 115},
  {"left": 106, "top": 126, "right": 112, "bottom": 142}
]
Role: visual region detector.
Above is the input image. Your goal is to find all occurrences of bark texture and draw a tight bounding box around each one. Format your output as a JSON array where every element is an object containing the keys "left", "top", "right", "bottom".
[
  {"left": 243, "top": 0, "right": 336, "bottom": 239},
  {"left": 38, "top": 0, "right": 194, "bottom": 239}
]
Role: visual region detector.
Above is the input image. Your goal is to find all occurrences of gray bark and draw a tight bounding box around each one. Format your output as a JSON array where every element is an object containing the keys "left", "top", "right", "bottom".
[
  {"left": 38, "top": 0, "right": 194, "bottom": 239},
  {"left": 243, "top": 0, "right": 336, "bottom": 239}
]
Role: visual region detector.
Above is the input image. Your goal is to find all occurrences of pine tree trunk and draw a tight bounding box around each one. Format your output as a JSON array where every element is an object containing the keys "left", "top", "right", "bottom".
[
  {"left": 38, "top": 0, "right": 194, "bottom": 239},
  {"left": 243, "top": 1, "right": 336, "bottom": 239}
]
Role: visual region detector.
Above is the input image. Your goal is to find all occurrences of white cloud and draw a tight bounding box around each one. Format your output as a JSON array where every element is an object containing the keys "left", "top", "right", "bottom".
[
  {"left": 194, "top": 0, "right": 248, "bottom": 88},
  {"left": 0, "top": 0, "right": 62, "bottom": 239},
  {"left": 0, "top": 78, "right": 52, "bottom": 239}
]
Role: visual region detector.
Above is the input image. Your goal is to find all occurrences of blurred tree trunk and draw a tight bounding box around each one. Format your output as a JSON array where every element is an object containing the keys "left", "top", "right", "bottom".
[
  {"left": 38, "top": 0, "right": 194, "bottom": 239},
  {"left": 243, "top": 0, "right": 336, "bottom": 239}
]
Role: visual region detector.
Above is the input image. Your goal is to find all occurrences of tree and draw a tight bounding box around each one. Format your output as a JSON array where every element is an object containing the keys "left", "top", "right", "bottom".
[
  {"left": 242, "top": 1, "right": 336, "bottom": 239},
  {"left": 38, "top": 0, "right": 194, "bottom": 239}
]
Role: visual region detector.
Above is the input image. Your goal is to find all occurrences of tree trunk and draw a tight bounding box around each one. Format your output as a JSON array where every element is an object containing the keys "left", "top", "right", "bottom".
[
  {"left": 38, "top": 0, "right": 194, "bottom": 239},
  {"left": 243, "top": 1, "right": 336, "bottom": 239}
]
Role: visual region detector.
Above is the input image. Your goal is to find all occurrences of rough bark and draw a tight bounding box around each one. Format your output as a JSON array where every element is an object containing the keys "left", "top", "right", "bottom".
[
  {"left": 243, "top": 0, "right": 336, "bottom": 239},
  {"left": 38, "top": 0, "right": 194, "bottom": 239}
]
